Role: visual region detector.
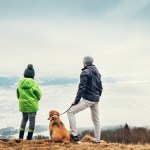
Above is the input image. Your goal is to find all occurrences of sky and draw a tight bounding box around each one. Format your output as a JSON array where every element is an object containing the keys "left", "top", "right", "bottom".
[
  {"left": 0, "top": 0, "right": 150, "bottom": 78},
  {"left": 0, "top": 0, "right": 150, "bottom": 129}
]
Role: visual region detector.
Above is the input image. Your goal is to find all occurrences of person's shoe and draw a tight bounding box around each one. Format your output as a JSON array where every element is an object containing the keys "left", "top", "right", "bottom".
[
  {"left": 92, "top": 140, "right": 100, "bottom": 144},
  {"left": 19, "top": 130, "right": 24, "bottom": 139},
  {"left": 27, "top": 132, "right": 33, "bottom": 140},
  {"left": 70, "top": 134, "right": 80, "bottom": 142}
]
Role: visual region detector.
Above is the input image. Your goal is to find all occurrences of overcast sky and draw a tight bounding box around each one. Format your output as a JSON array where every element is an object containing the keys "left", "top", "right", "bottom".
[
  {"left": 0, "top": 0, "right": 150, "bottom": 78},
  {"left": 0, "top": 0, "right": 150, "bottom": 128}
]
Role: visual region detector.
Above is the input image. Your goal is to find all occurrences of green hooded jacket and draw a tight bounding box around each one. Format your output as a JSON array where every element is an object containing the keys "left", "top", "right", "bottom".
[{"left": 17, "top": 78, "right": 42, "bottom": 112}]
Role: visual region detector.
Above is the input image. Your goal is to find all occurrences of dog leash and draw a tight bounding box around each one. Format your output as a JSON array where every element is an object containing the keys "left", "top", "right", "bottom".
[
  {"left": 59, "top": 105, "right": 73, "bottom": 116},
  {"left": 48, "top": 104, "right": 74, "bottom": 119}
]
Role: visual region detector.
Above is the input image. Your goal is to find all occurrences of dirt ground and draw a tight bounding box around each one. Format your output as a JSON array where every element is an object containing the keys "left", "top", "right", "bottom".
[{"left": 0, "top": 135, "right": 150, "bottom": 150}]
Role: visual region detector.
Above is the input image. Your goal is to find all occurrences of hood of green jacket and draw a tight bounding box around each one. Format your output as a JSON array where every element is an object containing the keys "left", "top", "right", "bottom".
[{"left": 19, "top": 78, "right": 35, "bottom": 89}]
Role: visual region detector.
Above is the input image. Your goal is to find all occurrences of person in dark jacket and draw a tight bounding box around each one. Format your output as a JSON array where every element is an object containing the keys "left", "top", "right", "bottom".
[{"left": 67, "top": 56, "right": 103, "bottom": 143}]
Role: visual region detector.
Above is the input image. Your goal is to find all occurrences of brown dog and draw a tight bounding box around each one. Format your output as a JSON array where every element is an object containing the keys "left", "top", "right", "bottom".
[{"left": 48, "top": 110, "right": 70, "bottom": 143}]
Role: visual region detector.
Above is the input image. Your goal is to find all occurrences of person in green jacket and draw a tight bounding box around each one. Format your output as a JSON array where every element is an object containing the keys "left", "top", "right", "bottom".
[{"left": 17, "top": 64, "right": 42, "bottom": 140}]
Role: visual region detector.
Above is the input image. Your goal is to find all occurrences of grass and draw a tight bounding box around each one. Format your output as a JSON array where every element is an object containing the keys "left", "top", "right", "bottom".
[{"left": 0, "top": 135, "right": 150, "bottom": 150}]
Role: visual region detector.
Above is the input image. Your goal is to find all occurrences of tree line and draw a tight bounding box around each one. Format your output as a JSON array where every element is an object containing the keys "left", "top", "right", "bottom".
[{"left": 79, "top": 124, "right": 150, "bottom": 144}]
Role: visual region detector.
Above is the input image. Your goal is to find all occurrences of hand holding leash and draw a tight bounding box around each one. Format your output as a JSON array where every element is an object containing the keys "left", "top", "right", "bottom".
[
  {"left": 71, "top": 100, "right": 79, "bottom": 106},
  {"left": 71, "top": 102, "right": 76, "bottom": 106}
]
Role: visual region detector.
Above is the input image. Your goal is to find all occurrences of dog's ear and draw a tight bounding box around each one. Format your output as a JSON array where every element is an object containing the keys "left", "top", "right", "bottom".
[
  {"left": 51, "top": 116, "right": 55, "bottom": 120},
  {"left": 48, "top": 114, "right": 52, "bottom": 120}
]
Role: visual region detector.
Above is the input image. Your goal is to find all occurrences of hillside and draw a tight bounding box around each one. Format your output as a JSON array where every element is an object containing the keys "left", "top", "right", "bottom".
[{"left": 0, "top": 136, "right": 150, "bottom": 150}]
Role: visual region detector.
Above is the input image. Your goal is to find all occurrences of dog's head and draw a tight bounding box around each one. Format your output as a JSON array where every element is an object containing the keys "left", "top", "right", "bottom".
[{"left": 48, "top": 110, "right": 60, "bottom": 120}]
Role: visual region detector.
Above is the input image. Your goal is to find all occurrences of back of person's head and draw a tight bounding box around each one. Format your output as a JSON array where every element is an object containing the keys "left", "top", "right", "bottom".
[
  {"left": 24, "top": 64, "right": 35, "bottom": 79},
  {"left": 83, "top": 56, "right": 94, "bottom": 65}
]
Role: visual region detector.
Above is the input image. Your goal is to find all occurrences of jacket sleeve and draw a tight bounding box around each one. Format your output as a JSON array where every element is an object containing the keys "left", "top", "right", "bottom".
[
  {"left": 99, "top": 81, "right": 103, "bottom": 96},
  {"left": 33, "top": 85, "right": 42, "bottom": 101},
  {"left": 17, "top": 88, "right": 20, "bottom": 99},
  {"left": 74, "top": 71, "right": 89, "bottom": 104}
]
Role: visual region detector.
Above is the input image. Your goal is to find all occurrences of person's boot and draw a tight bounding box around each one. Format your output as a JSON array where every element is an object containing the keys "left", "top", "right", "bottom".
[
  {"left": 27, "top": 131, "right": 33, "bottom": 140},
  {"left": 19, "top": 130, "right": 24, "bottom": 139},
  {"left": 70, "top": 133, "right": 79, "bottom": 142}
]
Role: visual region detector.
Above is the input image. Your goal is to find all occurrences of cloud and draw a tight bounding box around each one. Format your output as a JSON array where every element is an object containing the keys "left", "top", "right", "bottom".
[
  {"left": 1, "top": 0, "right": 149, "bottom": 22},
  {"left": 0, "top": 0, "right": 150, "bottom": 77},
  {"left": 102, "top": 0, "right": 150, "bottom": 21},
  {"left": 0, "top": 76, "right": 150, "bottom": 128},
  {"left": 0, "top": 0, "right": 150, "bottom": 130},
  {"left": 0, "top": 0, "right": 121, "bottom": 19}
]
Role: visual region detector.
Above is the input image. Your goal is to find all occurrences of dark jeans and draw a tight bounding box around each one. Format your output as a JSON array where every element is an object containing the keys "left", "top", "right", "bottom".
[{"left": 20, "top": 112, "right": 36, "bottom": 131}]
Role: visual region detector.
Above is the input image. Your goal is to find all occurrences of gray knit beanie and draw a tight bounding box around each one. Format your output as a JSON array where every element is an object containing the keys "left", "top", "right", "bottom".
[
  {"left": 24, "top": 64, "right": 35, "bottom": 79},
  {"left": 83, "top": 56, "right": 94, "bottom": 65}
]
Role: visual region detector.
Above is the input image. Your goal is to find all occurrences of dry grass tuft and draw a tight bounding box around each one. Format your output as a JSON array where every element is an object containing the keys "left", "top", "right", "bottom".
[
  {"left": 100, "top": 140, "right": 108, "bottom": 145},
  {"left": 7, "top": 140, "right": 17, "bottom": 147},
  {"left": 81, "top": 134, "right": 93, "bottom": 142}
]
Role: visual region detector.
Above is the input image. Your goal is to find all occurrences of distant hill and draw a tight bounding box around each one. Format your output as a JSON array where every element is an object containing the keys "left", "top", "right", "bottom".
[
  {"left": 0, "top": 76, "right": 79, "bottom": 89},
  {"left": 0, "top": 77, "right": 19, "bottom": 88},
  {"left": 0, "top": 76, "right": 118, "bottom": 89},
  {"left": 0, "top": 126, "right": 48, "bottom": 139},
  {"left": 0, "top": 125, "right": 117, "bottom": 139},
  {"left": 1, "top": 125, "right": 149, "bottom": 139}
]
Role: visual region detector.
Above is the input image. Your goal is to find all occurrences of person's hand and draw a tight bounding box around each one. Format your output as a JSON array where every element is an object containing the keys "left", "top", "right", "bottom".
[{"left": 71, "top": 101, "right": 77, "bottom": 106}]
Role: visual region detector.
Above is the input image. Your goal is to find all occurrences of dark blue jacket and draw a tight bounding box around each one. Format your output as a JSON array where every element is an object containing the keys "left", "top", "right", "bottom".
[{"left": 75, "top": 65, "right": 103, "bottom": 104}]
